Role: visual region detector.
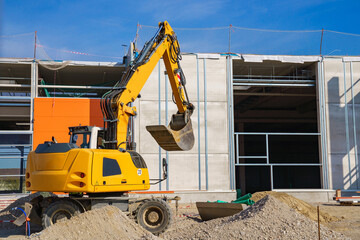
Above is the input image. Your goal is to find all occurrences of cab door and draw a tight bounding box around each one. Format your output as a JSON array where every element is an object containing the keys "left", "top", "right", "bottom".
[{"left": 91, "top": 150, "right": 126, "bottom": 187}]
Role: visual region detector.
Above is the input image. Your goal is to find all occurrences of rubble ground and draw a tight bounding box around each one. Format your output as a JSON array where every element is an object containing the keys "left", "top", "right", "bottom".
[{"left": 1, "top": 191, "right": 358, "bottom": 239}]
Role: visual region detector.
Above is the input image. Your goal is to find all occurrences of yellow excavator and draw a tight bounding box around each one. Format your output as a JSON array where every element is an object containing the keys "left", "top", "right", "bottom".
[{"left": 20, "top": 21, "right": 194, "bottom": 235}]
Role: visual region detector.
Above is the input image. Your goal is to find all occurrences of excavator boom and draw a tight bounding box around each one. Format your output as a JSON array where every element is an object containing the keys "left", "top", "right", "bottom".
[{"left": 100, "top": 21, "right": 194, "bottom": 151}]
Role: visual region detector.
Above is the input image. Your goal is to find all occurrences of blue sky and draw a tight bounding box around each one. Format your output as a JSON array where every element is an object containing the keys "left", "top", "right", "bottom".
[{"left": 1, "top": 0, "right": 360, "bottom": 61}]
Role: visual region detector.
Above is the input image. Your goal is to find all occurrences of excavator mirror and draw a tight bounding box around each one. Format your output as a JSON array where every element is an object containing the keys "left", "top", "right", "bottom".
[{"left": 162, "top": 158, "right": 168, "bottom": 179}]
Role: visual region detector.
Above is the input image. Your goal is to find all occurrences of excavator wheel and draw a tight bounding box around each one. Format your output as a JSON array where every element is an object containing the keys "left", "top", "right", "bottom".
[
  {"left": 42, "top": 200, "right": 80, "bottom": 228},
  {"left": 135, "top": 198, "right": 172, "bottom": 235}
]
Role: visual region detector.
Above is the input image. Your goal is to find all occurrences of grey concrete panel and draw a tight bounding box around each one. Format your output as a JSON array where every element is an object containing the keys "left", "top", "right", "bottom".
[
  {"left": 167, "top": 153, "right": 202, "bottom": 190},
  {"left": 139, "top": 152, "right": 230, "bottom": 191},
  {"left": 207, "top": 153, "right": 230, "bottom": 191},
  {"left": 328, "top": 153, "right": 359, "bottom": 189},
  {"left": 138, "top": 100, "right": 229, "bottom": 154},
  {"left": 324, "top": 59, "right": 357, "bottom": 105},
  {"left": 202, "top": 57, "right": 227, "bottom": 102},
  {"left": 138, "top": 55, "right": 228, "bottom": 103},
  {"left": 348, "top": 62, "right": 360, "bottom": 105},
  {"left": 326, "top": 104, "right": 350, "bottom": 154}
]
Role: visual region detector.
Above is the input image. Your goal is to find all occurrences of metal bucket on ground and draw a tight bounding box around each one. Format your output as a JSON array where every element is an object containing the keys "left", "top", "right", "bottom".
[{"left": 196, "top": 202, "right": 245, "bottom": 221}]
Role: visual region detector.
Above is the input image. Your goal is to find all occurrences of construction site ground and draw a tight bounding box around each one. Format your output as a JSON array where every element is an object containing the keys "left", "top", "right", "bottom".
[{"left": 0, "top": 192, "right": 359, "bottom": 239}]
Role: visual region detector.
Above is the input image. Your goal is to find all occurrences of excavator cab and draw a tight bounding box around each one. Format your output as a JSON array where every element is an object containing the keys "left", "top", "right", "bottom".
[{"left": 68, "top": 126, "right": 104, "bottom": 149}]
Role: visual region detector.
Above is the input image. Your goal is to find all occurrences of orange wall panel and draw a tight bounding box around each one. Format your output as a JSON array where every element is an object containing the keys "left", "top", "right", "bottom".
[{"left": 33, "top": 98, "right": 103, "bottom": 149}]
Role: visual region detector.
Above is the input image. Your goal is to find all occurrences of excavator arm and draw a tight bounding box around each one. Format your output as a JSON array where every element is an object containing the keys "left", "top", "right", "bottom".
[{"left": 100, "top": 21, "right": 194, "bottom": 151}]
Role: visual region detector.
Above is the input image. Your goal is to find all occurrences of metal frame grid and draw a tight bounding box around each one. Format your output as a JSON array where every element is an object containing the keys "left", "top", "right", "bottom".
[
  {"left": 229, "top": 58, "right": 330, "bottom": 190},
  {"left": 234, "top": 132, "right": 322, "bottom": 190}
]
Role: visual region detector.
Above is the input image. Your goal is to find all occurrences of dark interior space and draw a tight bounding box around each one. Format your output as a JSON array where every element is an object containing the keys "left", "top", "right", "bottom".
[
  {"left": 38, "top": 63, "right": 124, "bottom": 98},
  {"left": 233, "top": 60, "right": 321, "bottom": 194},
  {"left": 0, "top": 63, "right": 31, "bottom": 130},
  {"left": 236, "top": 166, "right": 271, "bottom": 194}
]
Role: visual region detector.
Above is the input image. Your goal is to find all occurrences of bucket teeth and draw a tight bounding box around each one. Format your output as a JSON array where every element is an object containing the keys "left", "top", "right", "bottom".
[{"left": 146, "top": 120, "right": 194, "bottom": 151}]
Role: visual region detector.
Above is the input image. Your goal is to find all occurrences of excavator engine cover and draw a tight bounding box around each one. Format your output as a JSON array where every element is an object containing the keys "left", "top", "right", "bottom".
[{"left": 146, "top": 115, "right": 194, "bottom": 151}]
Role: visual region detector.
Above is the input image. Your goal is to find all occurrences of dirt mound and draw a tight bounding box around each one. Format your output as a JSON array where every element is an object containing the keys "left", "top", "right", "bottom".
[
  {"left": 32, "top": 206, "right": 158, "bottom": 240},
  {"left": 162, "top": 195, "right": 347, "bottom": 240},
  {"left": 252, "top": 191, "right": 339, "bottom": 223}
]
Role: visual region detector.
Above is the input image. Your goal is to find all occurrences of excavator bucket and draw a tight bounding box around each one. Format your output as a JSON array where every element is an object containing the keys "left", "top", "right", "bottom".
[{"left": 146, "top": 119, "right": 194, "bottom": 151}]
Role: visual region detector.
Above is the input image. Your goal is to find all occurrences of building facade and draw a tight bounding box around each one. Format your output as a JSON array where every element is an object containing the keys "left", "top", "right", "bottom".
[{"left": 1, "top": 54, "right": 359, "bottom": 200}]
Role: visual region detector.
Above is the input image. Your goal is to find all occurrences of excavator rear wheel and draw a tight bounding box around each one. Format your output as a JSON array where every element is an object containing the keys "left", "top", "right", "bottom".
[
  {"left": 135, "top": 198, "right": 172, "bottom": 235},
  {"left": 42, "top": 200, "right": 80, "bottom": 228}
]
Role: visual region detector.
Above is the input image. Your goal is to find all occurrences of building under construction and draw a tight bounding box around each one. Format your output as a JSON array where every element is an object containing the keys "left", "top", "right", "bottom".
[{"left": 1, "top": 54, "right": 359, "bottom": 201}]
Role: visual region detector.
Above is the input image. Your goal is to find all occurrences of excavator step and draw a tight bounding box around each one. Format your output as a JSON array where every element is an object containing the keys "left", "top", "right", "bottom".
[{"left": 146, "top": 120, "right": 194, "bottom": 151}]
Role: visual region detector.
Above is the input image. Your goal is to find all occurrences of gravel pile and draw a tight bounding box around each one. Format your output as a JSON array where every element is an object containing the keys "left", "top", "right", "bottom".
[
  {"left": 32, "top": 206, "right": 158, "bottom": 240},
  {"left": 161, "top": 195, "right": 348, "bottom": 240},
  {"left": 252, "top": 191, "right": 339, "bottom": 223}
]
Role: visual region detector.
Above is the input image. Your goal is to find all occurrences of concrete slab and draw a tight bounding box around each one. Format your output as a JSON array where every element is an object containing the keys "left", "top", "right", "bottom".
[
  {"left": 275, "top": 189, "right": 336, "bottom": 202},
  {"left": 129, "top": 190, "right": 236, "bottom": 203}
]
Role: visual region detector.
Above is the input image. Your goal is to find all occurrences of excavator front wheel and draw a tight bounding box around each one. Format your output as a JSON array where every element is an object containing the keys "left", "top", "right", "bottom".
[
  {"left": 42, "top": 200, "right": 80, "bottom": 228},
  {"left": 135, "top": 198, "right": 172, "bottom": 235}
]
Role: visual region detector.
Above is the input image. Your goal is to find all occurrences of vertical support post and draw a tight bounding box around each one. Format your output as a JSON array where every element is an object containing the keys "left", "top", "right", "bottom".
[
  {"left": 204, "top": 58, "right": 209, "bottom": 190},
  {"left": 196, "top": 56, "right": 201, "bottom": 190},
  {"left": 30, "top": 62, "right": 37, "bottom": 150},
  {"left": 231, "top": 57, "right": 235, "bottom": 190},
  {"left": 318, "top": 61, "right": 326, "bottom": 189},
  {"left": 158, "top": 62, "right": 162, "bottom": 190},
  {"left": 343, "top": 61, "right": 352, "bottom": 187},
  {"left": 19, "top": 146, "right": 24, "bottom": 192},
  {"left": 236, "top": 134, "right": 239, "bottom": 165},
  {"left": 227, "top": 55, "right": 234, "bottom": 189},
  {"left": 227, "top": 55, "right": 236, "bottom": 190},
  {"left": 270, "top": 165, "right": 274, "bottom": 190},
  {"left": 320, "top": 60, "right": 329, "bottom": 188},
  {"left": 266, "top": 134, "right": 269, "bottom": 164},
  {"left": 165, "top": 74, "right": 169, "bottom": 191},
  {"left": 350, "top": 62, "right": 359, "bottom": 189}
]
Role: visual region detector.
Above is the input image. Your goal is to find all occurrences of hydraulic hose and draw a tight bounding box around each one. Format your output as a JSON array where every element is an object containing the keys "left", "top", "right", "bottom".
[{"left": 12, "top": 207, "right": 30, "bottom": 236}]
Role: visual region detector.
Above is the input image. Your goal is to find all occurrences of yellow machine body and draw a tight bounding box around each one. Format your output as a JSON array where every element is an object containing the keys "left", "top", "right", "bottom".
[
  {"left": 25, "top": 21, "right": 193, "bottom": 194},
  {"left": 26, "top": 148, "right": 150, "bottom": 193}
]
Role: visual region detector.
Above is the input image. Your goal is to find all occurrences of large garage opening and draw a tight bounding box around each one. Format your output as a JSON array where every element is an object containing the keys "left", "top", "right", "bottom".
[{"left": 232, "top": 59, "right": 321, "bottom": 194}]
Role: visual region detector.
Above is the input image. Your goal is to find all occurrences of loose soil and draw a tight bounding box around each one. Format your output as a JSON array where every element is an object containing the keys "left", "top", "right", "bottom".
[
  {"left": 32, "top": 206, "right": 158, "bottom": 240},
  {"left": 318, "top": 203, "right": 360, "bottom": 240},
  {"left": 252, "top": 191, "right": 339, "bottom": 223},
  {"left": 1, "top": 192, "right": 357, "bottom": 239},
  {"left": 161, "top": 195, "right": 347, "bottom": 239}
]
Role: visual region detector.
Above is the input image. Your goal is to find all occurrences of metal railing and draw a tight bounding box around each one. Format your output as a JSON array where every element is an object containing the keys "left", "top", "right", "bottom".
[
  {"left": 234, "top": 132, "right": 322, "bottom": 190},
  {"left": 0, "top": 131, "right": 32, "bottom": 192}
]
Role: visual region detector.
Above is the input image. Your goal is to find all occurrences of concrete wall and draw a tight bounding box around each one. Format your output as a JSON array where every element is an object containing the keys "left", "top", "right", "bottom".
[
  {"left": 324, "top": 58, "right": 360, "bottom": 190},
  {"left": 136, "top": 54, "right": 231, "bottom": 191}
]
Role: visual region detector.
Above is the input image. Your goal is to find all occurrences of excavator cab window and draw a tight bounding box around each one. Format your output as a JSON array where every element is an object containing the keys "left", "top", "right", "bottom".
[{"left": 70, "top": 132, "right": 90, "bottom": 148}]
